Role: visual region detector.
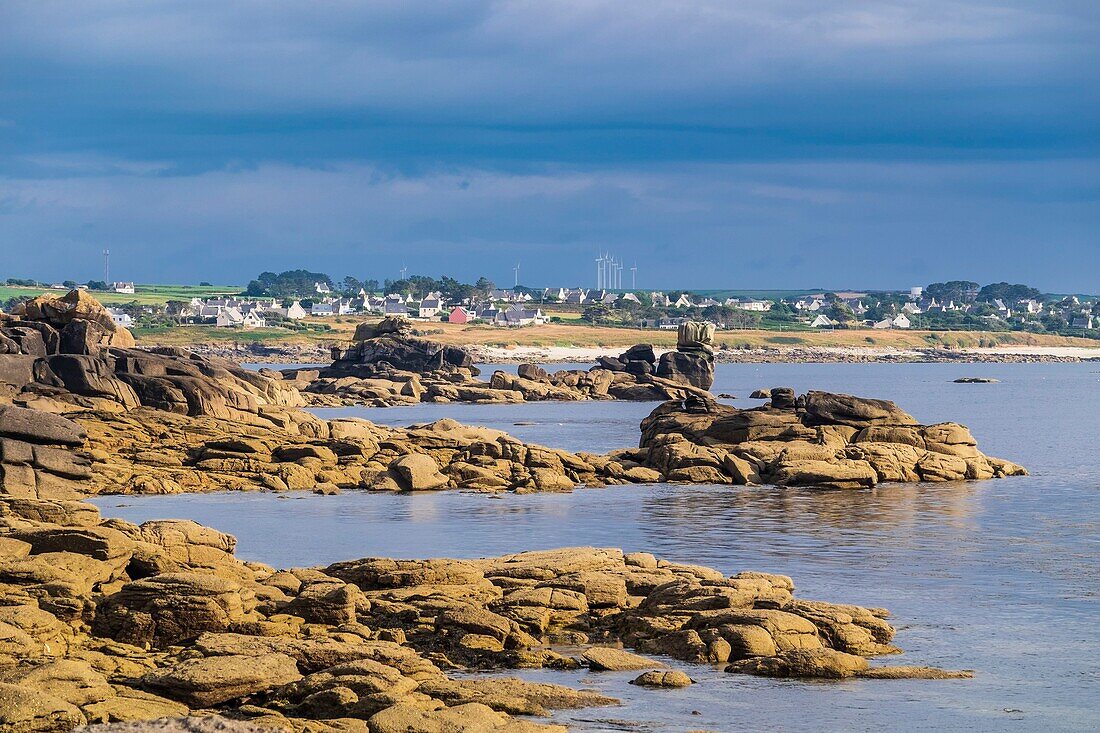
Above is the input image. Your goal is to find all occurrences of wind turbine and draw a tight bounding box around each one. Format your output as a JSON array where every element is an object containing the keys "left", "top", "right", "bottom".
[
  {"left": 631, "top": 262, "right": 637, "bottom": 290},
  {"left": 513, "top": 263, "right": 520, "bottom": 288},
  {"left": 400, "top": 265, "right": 408, "bottom": 280}
]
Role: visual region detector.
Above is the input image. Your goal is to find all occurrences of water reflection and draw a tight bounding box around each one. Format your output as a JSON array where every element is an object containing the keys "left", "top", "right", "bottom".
[{"left": 90, "top": 362, "right": 1100, "bottom": 732}]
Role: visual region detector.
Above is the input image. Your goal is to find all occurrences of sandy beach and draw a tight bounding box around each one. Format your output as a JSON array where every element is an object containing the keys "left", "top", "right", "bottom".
[
  {"left": 468, "top": 343, "right": 1100, "bottom": 364},
  {"left": 964, "top": 346, "right": 1100, "bottom": 359}
]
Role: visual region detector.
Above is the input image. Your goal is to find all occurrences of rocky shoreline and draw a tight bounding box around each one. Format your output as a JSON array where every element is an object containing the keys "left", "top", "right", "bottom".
[
  {"left": 0, "top": 293, "right": 1022, "bottom": 730},
  {"left": 153, "top": 340, "right": 1092, "bottom": 365},
  {"left": 0, "top": 293, "right": 1025, "bottom": 497},
  {"left": 1, "top": 405, "right": 972, "bottom": 732}
]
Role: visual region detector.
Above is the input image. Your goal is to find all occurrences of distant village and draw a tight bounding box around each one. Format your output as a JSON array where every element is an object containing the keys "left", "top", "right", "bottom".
[
  {"left": 4, "top": 273, "right": 1097, "bottom": 338},
  {"left": 148, "top": 280, "right": 1099, "bottom": 336}
]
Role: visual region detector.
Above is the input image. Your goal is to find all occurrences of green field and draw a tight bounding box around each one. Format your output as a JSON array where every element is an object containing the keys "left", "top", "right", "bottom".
[{"left": 0, "top": 283, "right": 242, "bottom": 307}]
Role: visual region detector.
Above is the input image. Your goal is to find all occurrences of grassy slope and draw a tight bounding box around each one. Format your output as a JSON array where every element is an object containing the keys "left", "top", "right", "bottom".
[{"left": 0, "top": 284, "right": 241, "bottom": 306}]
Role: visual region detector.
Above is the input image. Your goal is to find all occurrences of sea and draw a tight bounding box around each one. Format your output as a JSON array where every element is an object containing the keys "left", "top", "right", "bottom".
[{"left": 91, "top": 362, "right": 1100, "bottom": 732}]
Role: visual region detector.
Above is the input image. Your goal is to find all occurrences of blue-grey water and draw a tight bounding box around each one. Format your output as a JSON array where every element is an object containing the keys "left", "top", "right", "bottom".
[{"left": 92, "top": 363, "right": 1100, "bottom": 732}]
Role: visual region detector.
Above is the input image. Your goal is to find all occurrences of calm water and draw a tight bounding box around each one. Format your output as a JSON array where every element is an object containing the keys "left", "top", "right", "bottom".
[{"left": 92, "top": 363, "right": 1100, "bottom": 732}]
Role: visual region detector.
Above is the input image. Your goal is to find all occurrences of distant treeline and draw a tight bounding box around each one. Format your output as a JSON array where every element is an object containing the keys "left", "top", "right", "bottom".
[{"left": 244, "top": 270, "right": 498, "bottom": 301}]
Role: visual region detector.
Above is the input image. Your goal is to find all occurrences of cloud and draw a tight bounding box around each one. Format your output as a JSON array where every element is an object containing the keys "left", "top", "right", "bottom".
[
  {"left": 0, "top": 2, "right": 1096, "bottom": 290},
  {"left": 2, "top": 2, "right": 1096, "bottom": 131},
  {"left": 1, "top": 158, "right": 1096, "bottom": 290}
]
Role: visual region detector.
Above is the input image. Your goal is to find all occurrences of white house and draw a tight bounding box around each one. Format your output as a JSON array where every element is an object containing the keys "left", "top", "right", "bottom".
[
  {"left": 314, "top": 282, "right": 331, "bottom": 294},
  {"left": 810, "top": 314, "right": 835, "bottom": 328},
  {"left": 498, "top": 305, "right": 546, "bottom": 326},
  {"left": 671, "top": 293, "right": 694, "bottom": 309},
  {"left": 731, "top": 299, "right": 772, "bottom": 312},
  {"left": 418, "top": 297, "right": 443, "bottom": 319},
  {"left": 105, "top": 308, "right": 133, "bottom": 327},
  {"left": 311, "top": 301, "right": 335, "bottom": 317},
  {"left": 264, "top": 300, "right": 307, "bottom": 320},
  {"left": 215, "top": 308, "right": 244, "bottom": 327},
  {"left": 891, "top": 314, "right": 912, "bottom": 329},
  {"left": 242, "top": 310, "right": 267, "bottom": 329},
  {"left": 111, "top": 282, "right": 136, "bottom": 294}
]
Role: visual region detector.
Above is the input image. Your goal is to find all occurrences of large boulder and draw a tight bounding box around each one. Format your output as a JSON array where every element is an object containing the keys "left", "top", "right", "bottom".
[
  {"left": 368, "top": 699, "right": 566, "bottom": 733},
  {"left": 727, "top": 647, "right": 869, "bottom": 679},
  {"left": 676, "top": 321, "right": 715, "bottom": 354},
  {"left": 581, "top": 646, "right": 662, "bottom": 671},
  {"left": 655, "top": 351, "right": 714, "bottom": 390},
  {"left": 18, "top": 290, "right": 117, "bottom": 333},
  {"left": 801, "top": 391, "right": 917, "bottom": 428},
  {"left": 0, "top": 682, "right": 86, "bottom": 732},
  {"left": 619, "top": 344, "right": 656, "bottom": 365},
  {"left": 140, "top": 652, "right": 302, "bottom": 707},
  {"left": 353, "top": 316, "right": 412, "bottom": 341},
  {"left": 0, "top": 406, "right": 86, "bottom": 447},
  {"left": 388, "top": 454, "right": 449, "bottom": 491},
  {"left": 333, "top": 321, "right": 474, "bottom": 376},
  {"left": 654, "top": 321, "right": 716, "bottom": 390},
  {"left": 94, "top": 572, "right": 255, "bottom": 647}
]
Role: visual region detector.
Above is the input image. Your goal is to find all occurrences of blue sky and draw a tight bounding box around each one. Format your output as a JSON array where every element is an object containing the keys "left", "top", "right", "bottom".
[{"left": 1, "top": 1, "right": 1097, "bottom": 291}]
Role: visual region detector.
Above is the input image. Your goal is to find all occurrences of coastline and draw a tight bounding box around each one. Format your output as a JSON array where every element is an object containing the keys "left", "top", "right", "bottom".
[{"left": 176, "top": 341, "right": 1100, "bottom": 365}]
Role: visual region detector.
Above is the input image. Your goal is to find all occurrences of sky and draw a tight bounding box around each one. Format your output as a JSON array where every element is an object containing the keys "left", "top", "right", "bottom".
[{"left": 1, "top": 1, "right": 1098, "bottom": 292}]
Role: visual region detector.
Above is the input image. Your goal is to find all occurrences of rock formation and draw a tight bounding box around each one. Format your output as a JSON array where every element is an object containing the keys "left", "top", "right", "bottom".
[
  {"left": 656, "top": 321, "right": 716, "bottom": 391},
  {"left": 1, "top": 290, "right": 305, "bottom": 430},
  {"left": 74, "top": 410, "right": 636, "bottom": 495},
  {"left": 629, "top": 388, "right": 1027, "bottom": 488},
  {"left": 0, "top": 405, "right": 90, "bottom": 501},
  {"left": 289, "top": 317, "right": 716, "bottom": 407},
  {"left": 0, "top": 294, "right": 1024, "bottom": 495},
  {"left": 63, "top": 379, "right": 1024, "bottom": 496},
  {"left": 0, "top": 406, "right": 971, "bottom": 732}
]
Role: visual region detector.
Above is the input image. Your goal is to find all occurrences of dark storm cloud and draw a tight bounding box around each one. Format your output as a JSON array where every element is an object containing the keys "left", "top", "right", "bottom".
[{"left": 1, "top": 1, "right": 1097, "bottom": 289}]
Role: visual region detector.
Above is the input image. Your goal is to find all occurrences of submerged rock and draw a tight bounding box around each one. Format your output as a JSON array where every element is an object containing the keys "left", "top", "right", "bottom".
[
  {"left": 581, "top": 647, "right": 663, "bottom": 671},
  {"left": 630, "top": 670, "right": 694, "bottom": 688}
]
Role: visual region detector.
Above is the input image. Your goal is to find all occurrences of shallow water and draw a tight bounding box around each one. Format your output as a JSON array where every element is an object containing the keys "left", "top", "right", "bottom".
[{"left": 92, "top": 363, "right": 1100, "bottom": 732}]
